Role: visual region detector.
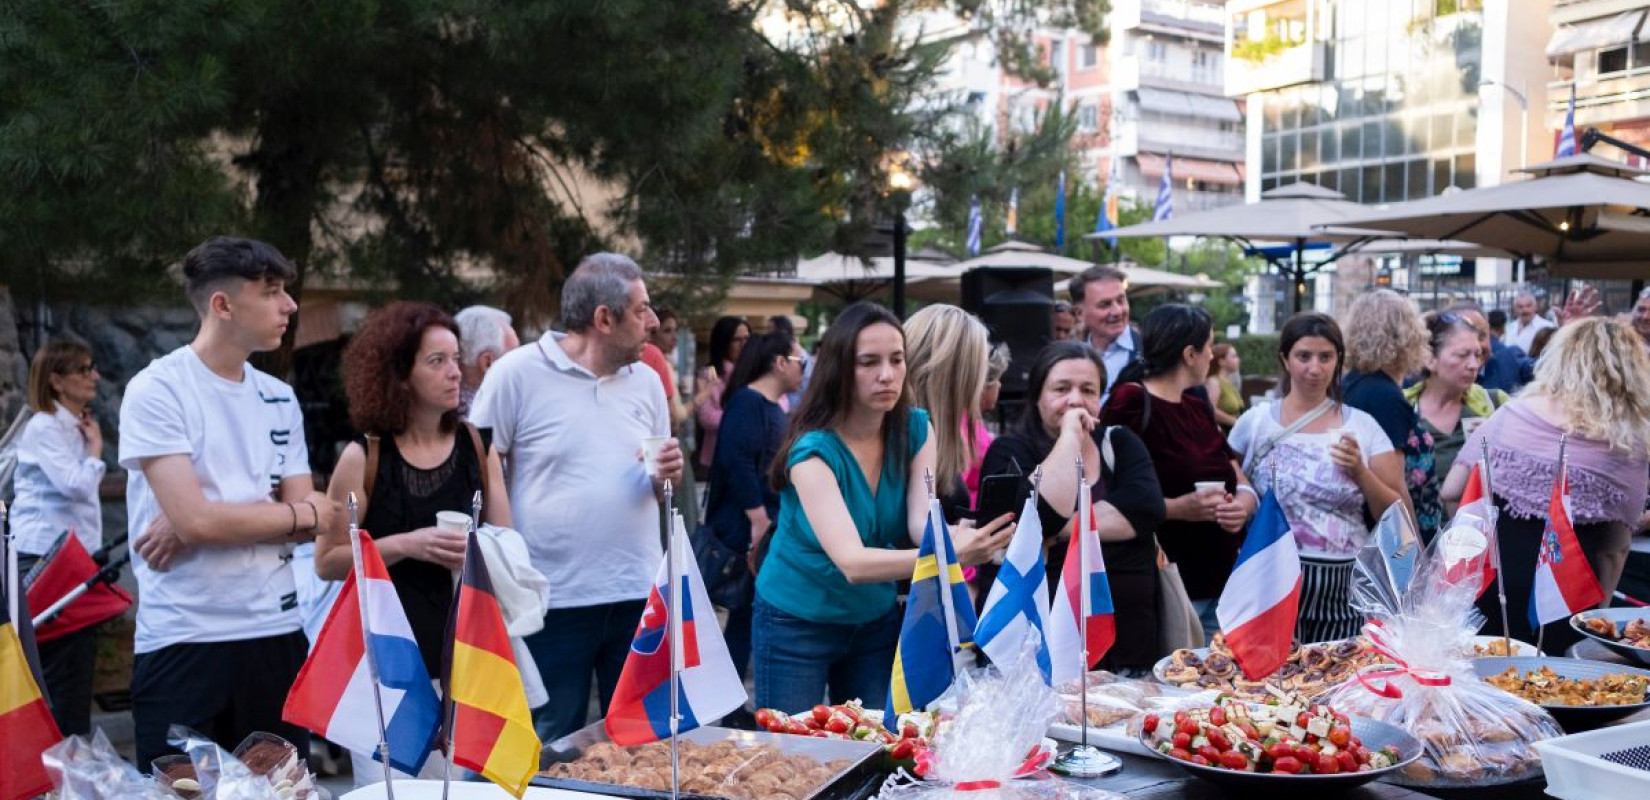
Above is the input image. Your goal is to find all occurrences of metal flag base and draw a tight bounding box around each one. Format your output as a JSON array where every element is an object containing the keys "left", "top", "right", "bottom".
[{"left": 1050, "top": 745, "right": 1121, "bottom": 778}]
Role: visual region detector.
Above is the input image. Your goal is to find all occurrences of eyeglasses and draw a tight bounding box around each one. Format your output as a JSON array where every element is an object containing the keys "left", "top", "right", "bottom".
[
  {"left": 784, "top": 355, "right": 805, "bottom": 364},
  {"left": 60, "top": 363, "right": 96, "bottom": 376}
]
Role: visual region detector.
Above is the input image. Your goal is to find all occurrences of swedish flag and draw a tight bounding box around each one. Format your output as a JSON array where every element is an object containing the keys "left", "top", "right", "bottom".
[{"left": 886, "top": 499, "right": 978, "bottom": 723}]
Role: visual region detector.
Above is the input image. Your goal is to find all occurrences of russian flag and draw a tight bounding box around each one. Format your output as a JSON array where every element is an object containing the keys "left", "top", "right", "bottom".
[
  {"left": 1529, "top": 464, "right": 1603, "bottom": 629},
  {"left": 1047, "top": 484, "right": 1114, "bottom": 686},
  {"left": 606, "top": 515, "right": 745, "bottom": 746},
  {"left": 1216, "top": 490, "right": 1302, "bottom": 680},
  {"left": 975, "top": 489, "right": 1053, "bottom": 683},
  {"left": 283, "top": 532, "right": 441, "bottom": 776}
]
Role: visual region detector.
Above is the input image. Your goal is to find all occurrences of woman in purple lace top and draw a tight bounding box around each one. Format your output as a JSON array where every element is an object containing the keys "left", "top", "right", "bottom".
[{"left": 1444, "top": 317, "right": 1650, "bottom": 654}]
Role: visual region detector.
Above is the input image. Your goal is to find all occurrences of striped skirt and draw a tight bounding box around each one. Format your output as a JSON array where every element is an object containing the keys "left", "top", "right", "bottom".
[{"left": 1297, "top": 555, "right": 1362, "bottom": 643}]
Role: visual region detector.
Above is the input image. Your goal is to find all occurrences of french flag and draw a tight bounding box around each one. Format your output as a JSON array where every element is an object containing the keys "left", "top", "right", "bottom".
[
  {"left": 283, "top": 532, "right": 442, "bottom": 775},
  {"left": 1217, "top": 490, "right": 1302, "bottom": 680},
  {"left": 1047, "top": 485, "right": 1115, "bottom": 686},
  {"left": 605, "top": 515, "right": 746, "bottom": 746},
  {"left": 1529, "top": 463, "right": 1603, "bottom": 629}
]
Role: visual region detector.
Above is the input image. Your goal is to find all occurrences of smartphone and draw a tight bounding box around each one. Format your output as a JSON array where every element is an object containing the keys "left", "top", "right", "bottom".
[{"left": 976, "top": 474, "right": 1027, "bottom": 524}]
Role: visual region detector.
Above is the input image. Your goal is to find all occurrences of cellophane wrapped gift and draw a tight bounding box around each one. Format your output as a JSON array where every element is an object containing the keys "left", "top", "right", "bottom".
[
  {"left": 166, "top": 726, "right": 316, "bottom": 800},
  {"left": 1318, "top": 521, "right": 1563, "bottom": 786},
  {"left": 1053, "top": 671, "right": 1198, "bottom": 730},
  {"left": 876, "top": 635, "right": 1126, "bottom": 800},
  {"left": 42, "top": 730, "right": 171, "bottom": 800}
]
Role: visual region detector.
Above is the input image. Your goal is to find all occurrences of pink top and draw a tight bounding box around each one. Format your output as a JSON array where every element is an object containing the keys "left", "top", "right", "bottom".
[
  {"left": 961, "top": 418, "right": 994, "bottom": 507},
  {"left": 1462, "top": 401, "right": 1649, "bottom": 526}
]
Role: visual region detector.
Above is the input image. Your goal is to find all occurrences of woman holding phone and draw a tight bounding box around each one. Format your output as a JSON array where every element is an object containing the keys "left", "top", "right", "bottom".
[{"left": 752, "top": 302, "right": 1013, "bottom": 712}]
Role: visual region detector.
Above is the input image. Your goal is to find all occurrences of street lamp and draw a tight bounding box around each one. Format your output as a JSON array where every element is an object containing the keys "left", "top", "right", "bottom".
[
  {"left": 887, "top": 163, "right": 916, "bottom": 319},
  {"left": 1478, "top": 78, "right": 1530, "bottom": 284}
]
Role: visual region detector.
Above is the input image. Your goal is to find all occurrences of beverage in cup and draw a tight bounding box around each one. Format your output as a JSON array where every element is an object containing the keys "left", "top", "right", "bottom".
[
  {"left": 641, "top": 435, "right": 670, "bottom": 477},
  {"left": 1194, "top": 480, "right": 1226, "bottom": 497}
]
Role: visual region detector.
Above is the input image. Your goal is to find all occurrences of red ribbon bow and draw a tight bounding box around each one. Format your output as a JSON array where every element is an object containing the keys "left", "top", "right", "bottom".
[{"left": 1355, "top": 663, "right": 1452, "bottom": 699}]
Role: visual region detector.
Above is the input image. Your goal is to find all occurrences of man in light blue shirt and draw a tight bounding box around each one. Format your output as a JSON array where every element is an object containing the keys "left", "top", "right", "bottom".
[{"left": 1070, "top": 265, "right": 1138, "bottom": 404}]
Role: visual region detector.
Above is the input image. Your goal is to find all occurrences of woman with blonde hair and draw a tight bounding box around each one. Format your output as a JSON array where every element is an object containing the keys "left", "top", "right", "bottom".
[
  {"left": 1340, "top": 289, "right": 1430, "bottom": 451},
  {"left": 903, "top": 304, "right": 991, "bottom": 519},
  {"left": 1445, "top": 316, "right": 1650, "bottom": 653}
]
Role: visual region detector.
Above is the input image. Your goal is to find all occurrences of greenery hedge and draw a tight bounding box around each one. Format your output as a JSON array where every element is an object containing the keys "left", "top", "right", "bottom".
[{"left": 1226, "top": 334, "right": 1281, "bottom": 378}]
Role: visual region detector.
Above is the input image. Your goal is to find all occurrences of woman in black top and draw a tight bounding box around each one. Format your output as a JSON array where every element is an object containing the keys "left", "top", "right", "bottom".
[
  {"left": 317, "top": 302, "right": 511, "bottom": 679},
  {"left": 980, "top": 341, "right": 1166, "bottom": 673}
]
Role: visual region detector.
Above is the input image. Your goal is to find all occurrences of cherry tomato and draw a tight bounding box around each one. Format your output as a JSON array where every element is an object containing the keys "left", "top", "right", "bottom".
[
  {"left": 1218, "top": 751, "right": 1249, "bottom": 771},
  {"left": 1272, "top": 756, "right": 1302, "bottom": 774},
  {"left": 1336, "top": 750, "right": 1358, "bottom": 773},
  {"left": 1238, "top": 722, "right": 1260, "bottom": 741},
  {"left": 1206, "top": 728, "right": 1231, "bottom": 751},
  {"left": 901, "top": 723, "right": 920, "bottom": 740},
  {"left": 1328, "top": 724, "right": 1351, "bottom": 747},
  {"left": 889, "top": 740, "right": 915, "bottom": 761},
  {"left": 1316, "top": 754, "right": 1341, "bottom": 775},
  {"left": 1197, "top": 745, "right": 1222, "bottom": 763},
  {"left": 826, "top": 716, "right": 851, "bottom": 734},
  {"left": 1268, "top": 743, "right": 1294, "bottom": 761},
  {"left": 1168, "top": 747, "right": 1194, "bottom": 762},
  {"left": 1296, "top": 712, "right": 1311, "bottom": 728},
  {"left": 1191, "top": 755, "right": 1211, "bottom": 766},
  {"left": 1142, "top": 714, "right": 1160, "bottom": 734},
  {"left": 1296, "top": 744, "right": 1320, "bottom": 762},
  {"left": 1172, "top": 732, "right": 1192, "bottom": 750},
  {"left": 1176, "top": 719, "right": 1200, "bottom": 737},
  {"left": 839, "top": 706, "right": 861, "bottom": 724},
  {"left": 1351, "top": 745, "right": 1370, "bottom": 764},
  {"left": 1173, "top": 711, "right": 1191, "bottom": 727},
  {"left": 785, "top": 720, "right": 810, "bottom": 736},
  {"left": 1209, "top": 706, "right": 1227, "bottom": 726},
  {"left": 812, "top": 705, "right": 831, "bottom": 725},
  {"left": 1334, "top": 712, "right": 1350, "bottom": 724},
  {"left": 755, "top": 709, "right": 774, "bottom": 729}
]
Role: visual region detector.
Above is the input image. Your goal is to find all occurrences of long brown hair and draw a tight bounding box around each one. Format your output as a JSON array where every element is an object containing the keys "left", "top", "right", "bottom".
[{"left": 770, "top": 302, "right": 911, "bottom": 491}]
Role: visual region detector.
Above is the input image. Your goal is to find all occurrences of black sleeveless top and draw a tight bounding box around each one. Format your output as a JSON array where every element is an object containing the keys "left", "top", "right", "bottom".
[{"left": 360, "top": 428, "right": 489, "bottom": 677}]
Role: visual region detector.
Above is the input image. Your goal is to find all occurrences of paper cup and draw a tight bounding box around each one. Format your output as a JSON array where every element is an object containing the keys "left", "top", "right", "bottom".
[
  {"left": 1194, "top": 480, "right": 1226, "bottom": 497},
  {"left": 641, "top": 435, "right": 670, "bottom": 476},
  {"left": 1324, "top": 427, "right": 1349, "bottom": 450},
  {"left": 435, "top": 510, "right": 472, "bottom": 533}
]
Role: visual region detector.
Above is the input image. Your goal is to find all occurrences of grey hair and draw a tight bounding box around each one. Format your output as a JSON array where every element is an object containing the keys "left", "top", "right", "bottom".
[
  {"left": 561, "top": 253, "right": 645, "bottom": 332},
  {"left": 1638, "top": 286, "right": 1650, "bottom": 302},
  {"left": 986, "top": 341, "right": 1012, "bottom": 383},
  {"left": 454, "top": 305, "right": 514, "bottom": 366}
]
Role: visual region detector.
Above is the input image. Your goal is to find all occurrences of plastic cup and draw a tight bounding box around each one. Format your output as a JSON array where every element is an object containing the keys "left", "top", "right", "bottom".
[
  {"left": 435, "top": 510, "right": 471, "bottom": 533},
  {"left": 641, "top": 436, "right": 670, "bottom": 476}
]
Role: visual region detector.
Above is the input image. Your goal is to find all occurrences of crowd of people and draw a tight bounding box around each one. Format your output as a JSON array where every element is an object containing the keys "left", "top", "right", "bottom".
[{"left": 14, "top": 233, "right": 1650, "bottom": 785}]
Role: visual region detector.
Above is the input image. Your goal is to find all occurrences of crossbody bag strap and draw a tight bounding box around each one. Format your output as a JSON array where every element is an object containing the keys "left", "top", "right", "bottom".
[
  {"left": 361, "top": 434, "right": 381, "bottom": 521},
  {"left": 464, "top": 421, "right": 491, "bottom": 503},
  {"left": 1249, "top": 397, "right": 1336, "bottom": 470}
]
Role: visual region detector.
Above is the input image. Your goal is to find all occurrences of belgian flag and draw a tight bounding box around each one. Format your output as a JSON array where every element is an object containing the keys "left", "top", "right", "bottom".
[
  {"left": 2, "top": 563, "right": 61, "bottom": 800},
  {"left": 440, "top": 532, "right": 540, "bottom": 797}
]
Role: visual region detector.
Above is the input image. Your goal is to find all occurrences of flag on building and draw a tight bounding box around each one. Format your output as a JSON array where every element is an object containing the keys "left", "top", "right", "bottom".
[
  {"left": 443, "top": 532, "right": 541, "bottom": 797},
  {"left": 1053, "top": 171, "right": 1067, "bottom": 248},
  {"left": 607, "top": 515, "right": 746, "bottom": 746},
  {"left": 1094, "top": 176, "right": 1119, "bottom": 249},
  {"left": 24, "top": 532, "right": 131, "bottom": 643},
  {"left": 1, "top": 546, "right": 61, "bottom": 800},
  {"left": 974, "top": 487, "right": 1052, "bottom": 683},
  {"left": 965, "top": 196, "right": 983, "bottom": 256},
  {"left": 283, "top": 531, "right": 442, "bottom": 776},
  {"left": 1530, "top": 461, "right": 1603, "bottom": 629},
  {"left": 1556, "top": 84, "right": 1578, "bottom": 158},
  {"left": 1047, "top": 484, "right": 1115, "bottom": 686},
  {"left": 887, "top": 500, "right": 977, "bottom": 721},
  {"left": 1216, "top": 490, "right": 1301, "bottom": 680},
  {"left": 1153, "top": 154, "right": 1174, "bottom": 221},
  {"left": 1441, "top": 462, "right": 1498, "bottom": 598},
  {"left": 1005, "top": 188, "right": 1019, "bottom": 236}
]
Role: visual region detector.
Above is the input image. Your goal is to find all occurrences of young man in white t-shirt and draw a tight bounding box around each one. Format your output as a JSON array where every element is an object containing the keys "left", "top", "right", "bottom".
[
  {"left": 470, "top": 252, "right": 685, "bottom": 740},
  {"left": 119, "top": 237, "right": 340, "bottom": 768}
]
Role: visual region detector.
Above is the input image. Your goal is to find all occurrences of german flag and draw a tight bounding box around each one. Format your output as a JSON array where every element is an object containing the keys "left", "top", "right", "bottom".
[
  {"left": 2, "top": 568, "right": 61, "bottom": 800},
  {"left": 441, "top": 532, "right": 540, "bottom": 797}
]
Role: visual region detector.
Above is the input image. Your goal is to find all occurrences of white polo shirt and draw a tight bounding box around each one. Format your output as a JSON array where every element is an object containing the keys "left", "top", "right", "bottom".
[
  {"left": 119, "top": 347, "right": 310, "bottom": 653},
  {"left": 469, "top": 332, "right": 668, "bottom": 610}
]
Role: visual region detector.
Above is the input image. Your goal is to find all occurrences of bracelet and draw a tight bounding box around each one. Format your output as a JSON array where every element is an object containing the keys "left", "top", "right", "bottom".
[
  {"left": 303, "top": 501, "right": 319, "bottom": 532},
  {"left": 1235, "top": 484, "right": 1260, "bottom": 502},
  {"left": 287, "top": 502, "right": 299, "bottom": 537}
]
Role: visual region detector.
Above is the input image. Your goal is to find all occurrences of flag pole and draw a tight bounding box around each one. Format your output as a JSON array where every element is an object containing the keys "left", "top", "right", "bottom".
[
  {"left": 1536, "top": 435, "right": 1571, "bottom": 655},
  {"left": 1478, "top": 439, "right": 1512, "bottom": 655},
  {"left": 2, "top": 502, "right": 15, "bottom": 630},
  {"left": 924, "top": 469, "right": 967, "bottom": 675},
  {"left": 440, "top": 490, "right": 482, "bottom": 799},
  {"left": 347, "top": 492, "right": 396, "bottom": 799},
  {"left": 1052, "top": 459, "right": 1117, "bottom": 778},
  {"left": 664, "top": 480, "right": 681, "bottom": 800}
]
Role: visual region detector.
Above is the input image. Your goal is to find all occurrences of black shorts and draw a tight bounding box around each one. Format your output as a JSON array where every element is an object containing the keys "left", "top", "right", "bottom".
[{"left": 131, "top": 630, "right": 310, "bottom": 770}]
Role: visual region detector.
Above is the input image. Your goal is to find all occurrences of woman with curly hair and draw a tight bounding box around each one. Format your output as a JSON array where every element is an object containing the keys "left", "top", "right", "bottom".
[
  {"left": 316, "top": 302, "right": 511, "bottom": 782},
  {"left": 1445, "top": 317, "right": 1650, "bottom": 653},
  {"left": 1340, "top": 289, "right": 1430, "bottom": 451}
]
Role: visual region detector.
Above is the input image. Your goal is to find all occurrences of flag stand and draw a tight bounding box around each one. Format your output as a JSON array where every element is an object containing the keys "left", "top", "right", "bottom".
[
  {"left": 346, "top": 492, "right": 397, "bottom": 799},
  {"left": 1478, "top": 440, "right": 1513, "bottom": 656},
  {"left": 1051, "top": 458, "right": 1120, "bottom": 778},
  {"left": 664, "top": 480, "right": 683, "bottom": 800}
]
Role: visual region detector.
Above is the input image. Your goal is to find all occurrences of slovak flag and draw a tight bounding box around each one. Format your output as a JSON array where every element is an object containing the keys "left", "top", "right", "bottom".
[
  {"left": 975, "top": 488, "right": 1053, "bottom": 683},
  {"left": 1442, "top": 461, "right": 1498, "bottom": 598},
  {"left": 1047, "top": 480, "right": 1115, "bottom": 686},
  {"left": 606, "top": 515, "right": 746, "bottom": 746},
  {"left": 1529, "top": 462, "right": 1603, "bottom": 629},
  {"left": 1216, "top": 490, "right": 1302, "bottom": 680},
  {"left": 283, "top": 532, "right": 442, "bottom": 776}
]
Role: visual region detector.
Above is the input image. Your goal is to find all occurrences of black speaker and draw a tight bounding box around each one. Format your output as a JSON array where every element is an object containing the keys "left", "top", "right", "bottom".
[{"left": 961, "top": 267, "right": 1054, "bottom": 413}]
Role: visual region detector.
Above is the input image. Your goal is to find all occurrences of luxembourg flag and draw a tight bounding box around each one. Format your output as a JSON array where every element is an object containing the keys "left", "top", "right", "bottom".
[
  {"left": 1046, "top": 481, "right": 1114, "bottom": 686},
  {"left": 283, "top": 532, "right": 442, "bottom": 776},
  {"left": 974, "top": 488, "right": 1053, "bottom": 683},
  {"left": 1529, "top": 462, "right": 1603, "bottom": 629},
  {"left": 606, "top": 515, "right": 745, "bottom": 746},
  {"left": 1216, "top": 490, "right": 1302, "bottom": 681}
]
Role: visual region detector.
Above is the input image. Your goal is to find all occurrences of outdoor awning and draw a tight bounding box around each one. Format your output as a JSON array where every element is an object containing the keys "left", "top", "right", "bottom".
[
  {"left": 1136, "top": 153, "right": 1243, "bottom": 186},
  {"left": 1135, "top": 88, "right": 1242, "bottom": 123},
  {"left": 1547, "top": 9, "right": 1647, "bottom": 57}
]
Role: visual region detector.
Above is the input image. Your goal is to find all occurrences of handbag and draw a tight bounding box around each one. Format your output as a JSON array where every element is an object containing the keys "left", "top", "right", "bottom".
[
  {"left": 691, "top": 522, "right": 753, "bottom": 611},
  {"left": 1098, "top": 423, "right": 1205, "bottom": 652}
]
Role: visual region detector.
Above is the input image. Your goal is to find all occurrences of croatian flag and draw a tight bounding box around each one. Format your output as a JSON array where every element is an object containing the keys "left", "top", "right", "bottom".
[
  {"left": 1216, "top": 490, "right": 1302, "bottom": 680},
  {"left": 606, "top": 515, "right": 745, "bottom": 746},
  {"left": 975, "top": 488, "right": 1053, "bottom": 683},
  {"left": 1529, "top": 463, "right": 1603, "bottom": 629},
  {"left": 1047, "top": 481, "right": 1114, "bottom": 686},
  {"left": 283, "top": 532, "right": 442, "bottom": 775}
]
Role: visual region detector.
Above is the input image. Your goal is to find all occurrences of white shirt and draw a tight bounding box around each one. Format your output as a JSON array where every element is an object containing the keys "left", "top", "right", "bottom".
[
  {"left": 1089, "top": 326, "right": 1138, "bottom": 406},
  {"left": 13, "top": 405, "right": 106, "bottom": 555},
  {"left": 119, "top": 347, "right": 310, "bottom": 653},
  {"left": 1505, "top": 315, "right": 1555, "bottom": 354},
  {"left": 469, "top": 332, "right": 668, "bottom": 610}
]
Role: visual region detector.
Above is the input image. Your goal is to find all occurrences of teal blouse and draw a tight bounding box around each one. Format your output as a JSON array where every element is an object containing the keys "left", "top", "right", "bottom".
[{"left": 755, "top": 408, "right": 931, "bottom": 625}]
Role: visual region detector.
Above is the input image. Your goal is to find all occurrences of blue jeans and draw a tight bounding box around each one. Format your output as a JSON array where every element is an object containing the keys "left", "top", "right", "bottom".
[
  {"left": 752, "top": 596, "right": 901, "bottom": 714},
  {"left": 524, "top": 599, "right": 646, "bottom": 742},
  {"left": 1189, "top": 598, "right": 1221, "bottom": 641},
  {"left": 724, "top": 587, "right": 754, "bottom": 681}
]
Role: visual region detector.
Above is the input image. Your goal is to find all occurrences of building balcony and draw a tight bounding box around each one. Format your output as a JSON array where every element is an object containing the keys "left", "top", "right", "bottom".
[
  {"left": 1549, "top": 69, "right": 1650, "bottom": 128},
  {"left": 1114, "top": 56, "right": 1225, "bottom": 95},
  {"left": 1115, "top": 119, "right": 1246, "bottom": 162},
  {"left": 1115, "top": 0, "right": 1227, "bottom": 39},
  {"left": 1226, "top": 40, "right": 1326, "bottom": 96}
]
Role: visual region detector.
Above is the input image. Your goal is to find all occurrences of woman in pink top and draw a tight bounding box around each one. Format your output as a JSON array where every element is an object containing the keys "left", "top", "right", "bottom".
[
  {"left": 962, "top": 343, "right": 1010, "bottom": 507},
  {"left": 694, "top": 316, "right": 750, "bottom": 473}
]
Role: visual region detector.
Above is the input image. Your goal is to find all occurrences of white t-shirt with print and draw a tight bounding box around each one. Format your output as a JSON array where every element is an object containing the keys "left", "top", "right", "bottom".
[
  {"left": 469, "top": 332, "right": 668, "bottom": 610},
  {"left": 1228, "top": 402, "right": 1393, "bottom": 559},
  {"left": 119, "top": 346, "right": 311, "bottom": 653}
]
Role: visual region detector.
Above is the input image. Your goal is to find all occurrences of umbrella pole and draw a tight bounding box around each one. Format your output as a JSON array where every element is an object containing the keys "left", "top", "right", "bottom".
[{"left": 1293, "top": 239, "right": 1305, "bottom": 313}]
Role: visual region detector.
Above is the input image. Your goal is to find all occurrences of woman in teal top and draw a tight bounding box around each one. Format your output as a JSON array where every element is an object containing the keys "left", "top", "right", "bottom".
[{"left": 753, "top": 302, "right": 1015, "bottom": 713}]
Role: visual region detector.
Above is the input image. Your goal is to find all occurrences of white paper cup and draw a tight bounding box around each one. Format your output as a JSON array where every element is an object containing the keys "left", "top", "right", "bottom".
[
  {"left": 1194, "top": 480, "right": 1226, "bottom": 497},
  {"left": 641, "top": 436, "right": 670, "bottom": 476},
  {"left": 1324, "top": 428, "right": 1349, "bottom": 451},
  {"left": 435, "top": 510, "right": 471, "bottom": 533}
]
